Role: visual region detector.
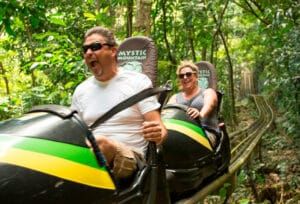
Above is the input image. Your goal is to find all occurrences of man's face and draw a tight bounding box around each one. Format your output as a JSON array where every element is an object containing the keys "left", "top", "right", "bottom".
[{"left": 83, "top": 33, "right": 117, "bottom": 81}]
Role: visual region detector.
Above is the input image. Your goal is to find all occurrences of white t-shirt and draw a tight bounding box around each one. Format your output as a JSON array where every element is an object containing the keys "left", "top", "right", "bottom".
[{"left": 71, "top": 69, "right": 160, "bottom": 156}]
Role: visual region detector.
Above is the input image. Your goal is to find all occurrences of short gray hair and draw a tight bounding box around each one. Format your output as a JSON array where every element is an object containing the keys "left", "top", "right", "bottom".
[{"left": 84, "top": 26, "right": 117, "bottom": 46}]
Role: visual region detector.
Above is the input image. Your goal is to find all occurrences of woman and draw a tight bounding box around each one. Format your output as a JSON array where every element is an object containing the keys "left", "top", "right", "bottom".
[{"left": 168, "top": 60, "right": 219, "bottom": 147}]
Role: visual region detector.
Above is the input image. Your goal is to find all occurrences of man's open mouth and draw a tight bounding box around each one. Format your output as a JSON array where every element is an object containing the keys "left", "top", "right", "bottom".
[{"left": 90, "top": 60, "right": 98, "bottom": 68}]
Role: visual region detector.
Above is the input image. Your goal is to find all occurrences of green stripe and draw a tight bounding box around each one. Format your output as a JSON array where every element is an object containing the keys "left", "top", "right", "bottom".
[
  {"left": 163, "top": 118, "right": 207, "bottom": 138},
  {"left": 0, "top": 135, "right": 105, "bottom": 170}
]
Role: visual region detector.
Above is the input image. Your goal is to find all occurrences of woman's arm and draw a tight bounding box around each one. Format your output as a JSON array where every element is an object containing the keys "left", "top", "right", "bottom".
[{"left": 199, "top": 88, "right": 218, "bottom": 118}]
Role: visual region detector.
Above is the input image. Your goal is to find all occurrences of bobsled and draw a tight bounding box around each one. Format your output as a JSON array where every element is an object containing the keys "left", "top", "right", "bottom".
[
  {"left": 0, "top": 37, "right": 230, "bottom": 203},
  {"left": 161, "top": 103, "right": 230, "bottom": 200},
  {"left": 162, "top": 61, "right": 231, "bottom": 199}
]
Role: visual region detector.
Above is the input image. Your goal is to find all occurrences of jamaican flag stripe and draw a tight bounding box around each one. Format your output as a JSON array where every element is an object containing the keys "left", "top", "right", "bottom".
[
  {"left": 163, "top": 119, "right": 213, "bottom": 151},
  {"left": 0, "top": 147, "right": 115, "bottom": 190},
  {"left": 0, "top": 135, "right": 100, "bottom": 169}
]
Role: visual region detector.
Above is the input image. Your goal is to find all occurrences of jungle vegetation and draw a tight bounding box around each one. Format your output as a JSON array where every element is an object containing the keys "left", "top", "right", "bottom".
[{"left": 0, "top": 0, "right": 299, "bottom": 138}]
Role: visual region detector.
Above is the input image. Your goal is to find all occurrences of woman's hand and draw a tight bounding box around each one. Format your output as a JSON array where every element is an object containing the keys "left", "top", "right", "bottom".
[{"left": 187, "top": 107, "right": 201, "bottom": 119}]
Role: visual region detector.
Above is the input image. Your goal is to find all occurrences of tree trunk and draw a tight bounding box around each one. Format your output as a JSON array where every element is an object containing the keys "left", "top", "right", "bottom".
[
  {"left": 135, "top": 0, "right": 152, "bottom": 36},
  {"left": 25, "top": 22, "right": 36, "bottom": 87},
  {"left": 209, "top": 0, "right": 228, "bottom": 64},
  {"left": 0, "top": 62, "right": 10, "bottom": 95},
  {"left": 151, "top": 0, "right": 160, "bottom": 36},
  {"left": 232, "top": 0, "right": 270, "bottom": 25},
  {"left": 95, "top": 0, "right": 100, "bottom": 11},
  {"left": 201, "top": 46, "right": 207, "bottom": 61},
  {"left": 210, "top": 35, "right": 216, "bottom": 64},
  {"left": 208, "top": 0, "right": 236, "bottom": 123},
  {"left": 219, "top": 30, "right": 236, "bottom": 123},
  {"left": 161, "top": 0, "right": 176, "bottom": 65},
  {"left": 187, "top": 27, "right": 196, "bottom": 62},
  {"left": 108, "top": 0, "right": 116, "bottom": 28},
  {"left": 126, "top": 0, "right": 133, "bottom": 37}
]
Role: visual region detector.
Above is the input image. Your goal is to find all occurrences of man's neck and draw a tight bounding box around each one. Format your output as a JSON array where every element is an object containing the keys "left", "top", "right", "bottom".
[{"left": 96, "top": 64, "right": 118, "bottom": 82}]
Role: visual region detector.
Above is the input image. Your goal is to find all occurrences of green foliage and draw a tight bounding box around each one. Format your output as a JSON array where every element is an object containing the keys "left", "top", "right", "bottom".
[
  {"left": 264, "top": 24, "right": 300, "bottom": 138},
  {"left": 237, "top": 169, "right": 248, "bottom": 185},
  {"left": 157, "top": 60, "right": 178, "bottom": 92},
  {"left": 218, "top": 182, "right": 231, "bottom": 199},
  {"left": 239, "top": 199, "right": 250, "bottom": 204},
  {"left": 0, "top": 96, "right": 21, "bottom": 120},
  {"left": 0, "top": 0, "right": 299, "bottom": 133}
]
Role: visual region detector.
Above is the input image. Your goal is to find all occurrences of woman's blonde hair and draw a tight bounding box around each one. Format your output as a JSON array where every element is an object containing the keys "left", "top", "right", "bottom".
[{"left": 176, "top": 60, "right": 199, "bottom": 76}]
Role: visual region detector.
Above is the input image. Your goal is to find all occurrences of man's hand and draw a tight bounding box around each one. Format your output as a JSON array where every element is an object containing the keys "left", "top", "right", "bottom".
[{"left": 142, "top": 121, "right": 166, "bottom": 144}]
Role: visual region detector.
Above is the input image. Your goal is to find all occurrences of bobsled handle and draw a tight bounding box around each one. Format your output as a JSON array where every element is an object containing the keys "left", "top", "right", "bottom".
[
  {"left": 85, "top": 131, "right": 107, "bottom": 167},
  {"left": 163, "top": 103, "right": 189, "bottom": 112},
  {"left": 28, "top": 104, "right": 76, "bottom": 118}
]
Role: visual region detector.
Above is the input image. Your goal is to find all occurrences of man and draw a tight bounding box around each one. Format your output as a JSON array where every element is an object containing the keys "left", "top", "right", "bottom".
[{"left": 71, "top": 26, "right": 167, "bottom": 179}]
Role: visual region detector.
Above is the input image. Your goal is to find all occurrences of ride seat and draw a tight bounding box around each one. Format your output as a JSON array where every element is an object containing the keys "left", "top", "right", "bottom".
[
  {"left": 195, "top": 61, "right": 217, "bottom": 90},
  {"left": 117, "top": 36, "right": 171, "bottom": 104},
  {"left": 195, "top": 61, "right": 222, "bottom": 114},
  {"left": 117, "top": 36, "right": 158, "bottom": 86},
  {"left": 115, "top": 36, "right": 169, "bottom": 203},
  {"left": 196, "top": 61, "right": 230, "bottom": 171}
]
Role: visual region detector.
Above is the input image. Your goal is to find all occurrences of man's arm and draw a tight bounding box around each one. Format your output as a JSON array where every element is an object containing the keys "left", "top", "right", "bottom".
[{"left": 142, "top": 110, "right": 167, "bottom": 144}]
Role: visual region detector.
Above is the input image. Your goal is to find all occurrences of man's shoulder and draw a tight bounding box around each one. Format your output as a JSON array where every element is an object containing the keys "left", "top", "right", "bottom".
[
  {"left": 74, "top": 76, "right": 94, "bottom": 92},
  {"left": 118, "top": 69, "right": 151, "bottom": 85},
  {"left": 119, "top": 69, "right": 148, "bottom": 78},
  {"left": 117, "top": 70, "right": 153, "bottom": 92}
]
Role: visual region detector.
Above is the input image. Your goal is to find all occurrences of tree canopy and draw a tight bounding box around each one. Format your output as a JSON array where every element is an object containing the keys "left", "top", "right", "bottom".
[{"left": 0, "top": 0, "right": 299, "bottom": 137}]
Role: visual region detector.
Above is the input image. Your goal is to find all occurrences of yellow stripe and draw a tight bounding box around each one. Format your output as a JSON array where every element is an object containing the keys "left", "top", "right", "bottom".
[
  {"left": 0, "top": 148, "right": 115, "bottom": 190},
  {"left": 165, "top": 122, "right": 213, "bottom": 151}
]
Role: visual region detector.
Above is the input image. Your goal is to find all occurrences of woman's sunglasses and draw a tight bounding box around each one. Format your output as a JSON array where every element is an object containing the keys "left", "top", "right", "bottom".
[
  {"left": 82, "top": 42, "right": 112, "bottom": 54},
  {"left": 178, "top": 72, "right": 195, "bottom": 79}
]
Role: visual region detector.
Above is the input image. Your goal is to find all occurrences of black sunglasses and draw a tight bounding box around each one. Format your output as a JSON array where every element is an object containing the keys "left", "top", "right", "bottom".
[
  {"left": 82, "top": 42, "right": 112, "bottom": 54},
  {"left": 178, "top": 72, "right": 195, "bottom": 79}
]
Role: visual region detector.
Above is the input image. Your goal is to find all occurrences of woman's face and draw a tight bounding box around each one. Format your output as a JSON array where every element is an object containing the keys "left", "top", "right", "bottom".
[{"left": 178, "top": 67, "right": 198, "bottom": 91}]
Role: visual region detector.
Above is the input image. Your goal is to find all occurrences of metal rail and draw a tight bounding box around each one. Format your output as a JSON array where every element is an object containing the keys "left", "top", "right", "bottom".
[{"left": 177, "top": 95, "right": 274, "bottom": 203}]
